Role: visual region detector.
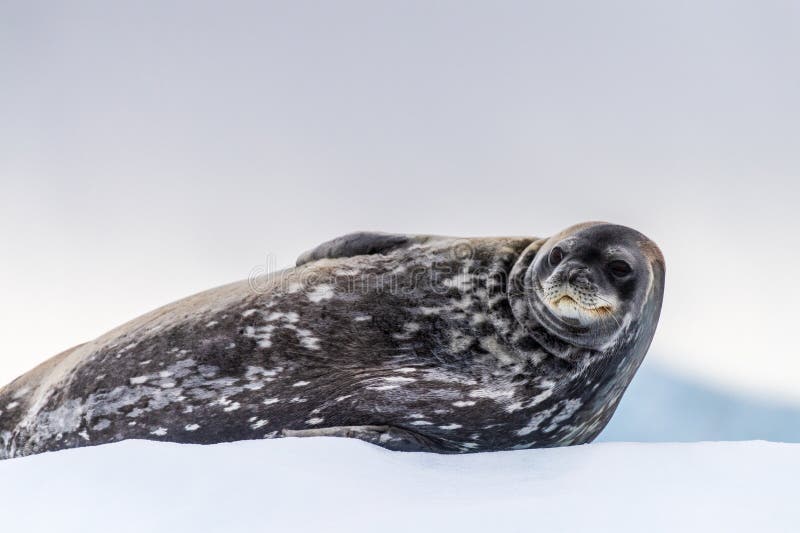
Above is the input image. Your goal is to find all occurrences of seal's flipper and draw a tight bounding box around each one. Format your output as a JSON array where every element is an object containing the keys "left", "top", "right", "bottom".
[
  {"left": 296, "top": 232, "right": 432, "bottom": 266},
  {"left": 281, "top": 425, "right": 440, "bottom": 452}
]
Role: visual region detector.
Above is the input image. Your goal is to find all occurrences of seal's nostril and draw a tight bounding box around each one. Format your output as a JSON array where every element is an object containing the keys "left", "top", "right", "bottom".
[{"left": 568, "top": 267, "right": 591, "bottom": 286}]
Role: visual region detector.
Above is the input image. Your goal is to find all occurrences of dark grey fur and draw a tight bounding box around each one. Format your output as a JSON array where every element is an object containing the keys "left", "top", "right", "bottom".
[{"left": 0, "top": 222, "right": 664, "bottom": 458}]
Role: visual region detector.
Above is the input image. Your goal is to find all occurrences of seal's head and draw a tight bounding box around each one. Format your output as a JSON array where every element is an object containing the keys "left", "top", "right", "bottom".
[{"left": 521, "top": 222, "right": 664, "bottom": 351}]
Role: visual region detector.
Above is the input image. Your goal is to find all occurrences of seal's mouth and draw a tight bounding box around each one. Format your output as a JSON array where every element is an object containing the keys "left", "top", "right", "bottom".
[
  {"left": 548, "top": 295, "right": 613, "bottom": 326},
  {"left": 525, "top": 273, "right": 622, "bottom": 350},
  {"left": 532, "top": 274, "right": 617, "bottom": 329},
  {"left": 551, "top": 295, "right": 613, "bottom": 312}
]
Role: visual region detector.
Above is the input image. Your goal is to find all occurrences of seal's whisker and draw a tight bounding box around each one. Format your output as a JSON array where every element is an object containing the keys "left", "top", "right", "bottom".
[{"left": 594, "top": 296, "right": 621, "bottom": 329}]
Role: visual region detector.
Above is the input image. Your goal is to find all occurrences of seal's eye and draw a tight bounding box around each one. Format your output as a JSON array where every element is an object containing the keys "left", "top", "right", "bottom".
[
  {"left": 608, "top": 260, "right": 632, "bottom": 278},
  {"left": 548, "top": 246, "right": 564, "bottom": 267}
]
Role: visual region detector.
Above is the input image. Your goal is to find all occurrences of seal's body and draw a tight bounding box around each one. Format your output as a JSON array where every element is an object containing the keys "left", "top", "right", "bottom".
[{"left": 0, "top": 223, "right": 664, "bottom": 459}]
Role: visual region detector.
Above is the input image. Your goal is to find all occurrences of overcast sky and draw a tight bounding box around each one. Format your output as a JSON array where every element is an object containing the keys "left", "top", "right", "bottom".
[{"left": 1, "top": 1, "right": 799, "bottom": 401}]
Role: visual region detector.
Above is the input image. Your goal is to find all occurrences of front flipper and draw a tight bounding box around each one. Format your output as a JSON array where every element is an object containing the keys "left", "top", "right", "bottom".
[
  {"left": 296, "top": 232, "right": 438, "bottom": 266},
  {"left": 281, "top": 425, "right": 442, "bottom": 452}
]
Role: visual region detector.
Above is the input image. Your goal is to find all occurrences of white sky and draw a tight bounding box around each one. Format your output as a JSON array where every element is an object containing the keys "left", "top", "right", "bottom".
[{"left": 1, "top": 1, "right": 799, "bottom": 401}]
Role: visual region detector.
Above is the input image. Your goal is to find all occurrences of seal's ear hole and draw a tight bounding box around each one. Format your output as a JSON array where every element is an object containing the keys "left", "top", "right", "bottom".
[
  {"left": 548, "top": 246, "right": 564, "bottom": 267},
  {"left": 607, "top": 260, "right": 632, "bottom": 278}
]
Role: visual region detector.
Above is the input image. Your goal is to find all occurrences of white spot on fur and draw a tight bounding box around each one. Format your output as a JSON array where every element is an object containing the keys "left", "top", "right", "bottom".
[
  {"left": 470, "top": 313, "right": 487, "bottom": 325},
  {"left": 295, "top": 329, "right": 321, "bottom": 350},
  {"left": 443, "top": 273, "right": 473, "bottom": 291},
  {"left": 306, "top": 417, "right": 324, "bottom": 425},
  {"left": 392, "top": 322, "right": 421, "bottom": 340},
  {"left": 452, "top": 400, "right": 476, "bottom": 407},
  {"left": 292, "top": 381, "right": 310, "bottom": 387},
  {"left": 308, "top": 284, "right": 335, "bottom": 302},
  {"left": 263, "top": 398, "right": 280, "bottom": 406},
  {"left": 516, "top": 407, "right": 557, "bottom": 436},
  {"left": 243, "top": 324, "right": 276, "bottom": 348},
  {"left": 478, "top": 337, "right": 517, "bottom": 366},
  {"left": 439, "top": 423, "right": 462, "bottom": 430},
  {"left": 223, "top": 402, "right": 241, "bottom": 412},
  {"left": 287, "top": 282, "right": 303, "bottom": 293},
  {"left": 505, "top": 401, "right": 523, "bottom": 413},
  {"left": 266, "top": 311, "right": 299, "bottom": 323},
  {"left": 544, "top": 399, "right": 583, "bottom": 433},
  {"left": 247, "top": 366, "right": 283, "bottom": 379},
  {"left": 185, "top": 424, "right": 200, "bottom": 431},
  {"left": 205, "top": 320, "right": 219, "bottom": 328},
  {"left": 92, "top": 419, "right": 111, "bottom": 431},
  {"left": 410, "top": 420, "right": 433, "bottom": 426},
  {"left": 366, "top": 385, "right": 400, "bottom": 391},
  {"left": 383, "top": 376, "right": 416, "bottom": 383},
  {"left": 151, "top": 427, "right": 168, "bottom": 436},
  {"left": 469, "top": 386, "right": 515, "bottom": 401},
  {"left": 130, "top": 376, "right": 148, "bottom": 385},
  {"left": 529, "top": 389, "right": 554, "bottom": 408}
]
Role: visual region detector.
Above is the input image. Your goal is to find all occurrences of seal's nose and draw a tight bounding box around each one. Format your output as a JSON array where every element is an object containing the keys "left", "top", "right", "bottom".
[{"left": 567, "top": 266, "right": 592, "bottom": 287}]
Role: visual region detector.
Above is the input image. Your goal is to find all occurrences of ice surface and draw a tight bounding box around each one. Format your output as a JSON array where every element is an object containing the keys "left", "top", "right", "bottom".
[{"left": 1, "top": 438, "right": 797, "bottom": 532}]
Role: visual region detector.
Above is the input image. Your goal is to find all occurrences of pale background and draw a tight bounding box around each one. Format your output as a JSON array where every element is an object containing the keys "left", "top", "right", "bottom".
[{"left": 1, "top": 1, "right": 798, "bottom": 438}]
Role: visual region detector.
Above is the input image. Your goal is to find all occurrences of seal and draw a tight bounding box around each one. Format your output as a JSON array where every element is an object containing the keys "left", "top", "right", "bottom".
[{"left": 0, "top": 222, "right": 664, "bottom": 458}]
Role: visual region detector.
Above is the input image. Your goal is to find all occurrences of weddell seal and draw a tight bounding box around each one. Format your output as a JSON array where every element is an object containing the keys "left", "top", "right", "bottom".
[{"left": 0, "top": 222, "right": 664, "bottom": 458}]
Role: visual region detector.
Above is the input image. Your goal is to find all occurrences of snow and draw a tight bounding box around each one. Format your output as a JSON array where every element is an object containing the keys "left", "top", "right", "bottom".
[{"left": 1, "top": 438, "right": 798, "bottom": 532}]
